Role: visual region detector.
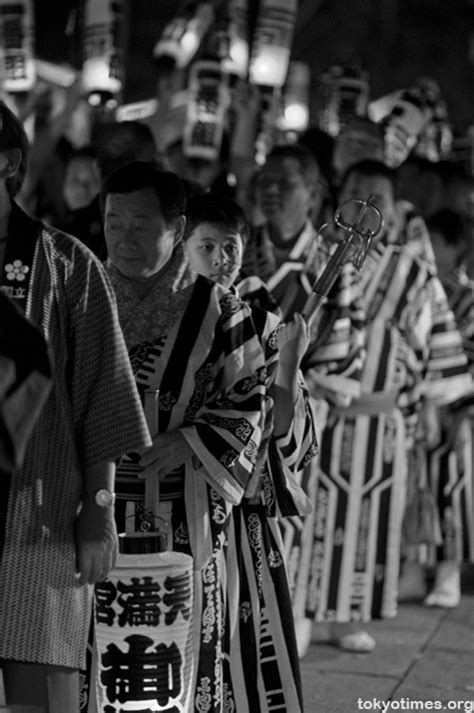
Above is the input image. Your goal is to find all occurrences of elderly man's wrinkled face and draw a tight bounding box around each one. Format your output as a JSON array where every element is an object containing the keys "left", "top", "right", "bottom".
[
  {"left": 259, "top": 156, "right": 317, "bottom": 236},
  {"left": 105, "top": 188, "right": 179, "bottom": 280}
]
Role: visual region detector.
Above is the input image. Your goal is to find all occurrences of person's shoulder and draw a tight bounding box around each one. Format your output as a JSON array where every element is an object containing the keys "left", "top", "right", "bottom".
[{"left": 40, "top": 220, "right": 105, "bottom": 270}]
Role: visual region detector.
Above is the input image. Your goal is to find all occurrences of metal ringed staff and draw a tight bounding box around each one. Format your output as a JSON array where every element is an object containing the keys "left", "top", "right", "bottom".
[{"left": 302, "top": 195, "right": 384, "bottom": 325}]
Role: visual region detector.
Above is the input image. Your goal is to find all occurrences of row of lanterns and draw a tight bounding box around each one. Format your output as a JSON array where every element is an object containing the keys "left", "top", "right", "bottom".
[{"left": 0, "top": 0, "right": 464, "bottom": 171}]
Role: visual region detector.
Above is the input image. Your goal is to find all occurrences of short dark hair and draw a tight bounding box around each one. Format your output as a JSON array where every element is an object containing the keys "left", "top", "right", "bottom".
[
  {"left": 183, "top": 192, "right": 249, "bottom": 244},
  {"left": 95, "top": 120, "right": 159, "bottom": 178},
  {"left": 0, "top": 101, "right": 29, "bottom": 197},
  {"left": 426, "top": 208, "right": 470, "bottom": 248},
  {"left": 340, "top": 159, "right": 396, "bottom": 192},
  {"left": 101, "top": 162, "right": 186, "bottom": 224},
  {"left": 265, "top": 143, "right": 321, "bottom": 188}
]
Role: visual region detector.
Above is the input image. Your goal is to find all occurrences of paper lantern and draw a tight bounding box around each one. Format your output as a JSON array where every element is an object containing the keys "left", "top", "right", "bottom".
[
  {"left": 153, "top": 2, "right": 214, "bottom": 70},
  {"left": 0, "top": 0, "right": 35, "bottom": 92},
  {"left": 413, "top": 77, "right": 453, "bottom": 162},
  {"left": 182, "top": 59, "right": 231, "bottom": 161},
  {"left": 90, "top": 551, "right": 194, "bottom": 713},
  {"left": 249, "top": 0, "right": 298, "bottom": 88},
  {"left": 212, "top": 0, "right": 249, "bottom": 79},
  {"left": 277, "top": 60, "right": 310, "bottom": 133},
  {"left": 318, "top": 64, "right": 370, "bottom": 137},
  {"left": 35, "top": 59, "right": 77, "bottom": 88},
  {"left": 378, "top": 87, "right": 432, "bottom": 168},
  {"left": 82, "top": 0, "right": 124, "bottom": 96}
]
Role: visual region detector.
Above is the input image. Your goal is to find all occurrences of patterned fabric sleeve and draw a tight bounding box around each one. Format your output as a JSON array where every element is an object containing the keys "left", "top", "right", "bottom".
[
  {"left": 67, "top": 250, "right": 152, "bottom": 469},
  {"left": 274, "top": 373, "right": 319, "bottom": 474},
  {"left": 422, "top": 274, "right": 472, "bottom": 405},
  {"left": 181, "top": 290, "right": 267, "bottom": 506}
]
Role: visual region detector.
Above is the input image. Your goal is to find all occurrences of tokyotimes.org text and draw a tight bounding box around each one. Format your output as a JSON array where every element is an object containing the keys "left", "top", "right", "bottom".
[{"left": 357, "top": 698, "right": 474, "bottom": 711}]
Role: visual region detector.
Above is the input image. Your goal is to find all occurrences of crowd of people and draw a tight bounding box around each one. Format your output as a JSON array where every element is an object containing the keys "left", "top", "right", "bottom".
[{"left": 0, "top": 59, "right": 473, "bottom": 713}]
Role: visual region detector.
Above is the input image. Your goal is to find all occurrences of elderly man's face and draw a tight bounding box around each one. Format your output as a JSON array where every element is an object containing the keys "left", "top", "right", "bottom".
[
  {"left": 104, "top": 188, "right": 178, "bottom": 280},
  {"left": 259, "top": 156, "right": 317, "bottom": 236}
]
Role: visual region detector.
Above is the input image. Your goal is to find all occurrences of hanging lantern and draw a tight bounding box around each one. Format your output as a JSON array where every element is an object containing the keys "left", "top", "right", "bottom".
[
  {"left": 376, "top": 87, "right": 433, "bottom": 168},
  {"left": 90, "top": 551, "right": 194, "bottom": 713},
  {"left": 276, "top": 60, "right": 310, "bottom": 134},
  {"left": 82, "top": 0, "right": 124, "bottom": 98},
  {"left": 211, "top": 0, "right": 249, "bottom": 80},
  {"left": 182, "top": 59, "right": 231, "bottom": 161},
  {"left": 318, "top": 64, "right": 369, "bottom": 137},
  {"left": 35, "top": 59, "right": 77, "bottom": 88},
  {"left": 412, "top": 77, "right": 453, "bottom": 163},
  {"left": 249, "top": 0, "right": 298, "bottom": 88},
  {"left": 0, "top": 0, "right": 35, "bottom": 93},
  {"left": 116, "top": 98, "right": 159, "bottom": 123},
  {"left": 153, "top": 1, "right": 215, "bottom": 70},
  {"left": 415, "top": 99, "right": 453, "bottom": 163}
]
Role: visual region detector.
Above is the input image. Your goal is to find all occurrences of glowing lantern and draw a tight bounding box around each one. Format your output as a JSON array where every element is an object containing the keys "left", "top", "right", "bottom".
[
  {"left": 89, "top": 551, "right": 194, "bottom": 713},
  {"left": 249, "top": 0, "right": 298, "bottom": 88},
  {"left": 212, "top": 0, "right": 249, "bottom": 79},
  {"left": 82, "top": 0, "right": 124, "bottom": 97},
  {"left": 413, "top": 77, "right": 453, "bottom": 162},
  {"left": 277, "top": 60, "right": 310, "bottom": 133},
  {"left": 0, "top": 0, "right": 35, "bottom": 92},
  {"left": 182, "top": 59, "right": 231, "bottom": 161},
  {"left": 375, "top": 87, "right": 433, "bottom": 168},
  {"left": 153, "top": 2, "right": 215, "bottom": 69},
  {"left": 318, "top": 63, "right": 369, "bottom": 137}
]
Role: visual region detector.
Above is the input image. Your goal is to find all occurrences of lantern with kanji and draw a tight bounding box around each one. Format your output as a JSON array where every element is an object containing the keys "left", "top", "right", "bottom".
[
  {"left": 89, "top": 551, "right": 194, "bottom": 713},
  {"left": 0, "top": 0, "right": 35, "bottom": 93},
  {"left": 249, "top": 0, "right": 298, "bottom": 88},
  {"left": 182, "top": 58, "right": 231, "bottom": 161},
  {"left": 318, "top": 63, "right": 370, "bottom": 138},
  {"left": 82, "top": 0, "right": 124, "bottom": 99}
]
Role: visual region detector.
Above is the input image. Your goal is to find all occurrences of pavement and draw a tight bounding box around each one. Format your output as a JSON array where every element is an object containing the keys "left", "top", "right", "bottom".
[
  {"left": 1, "top": 568, "right": 473, "bottom": 712},
  {"left": 300, "top": 566, "right": 474, "bottom": 713}
]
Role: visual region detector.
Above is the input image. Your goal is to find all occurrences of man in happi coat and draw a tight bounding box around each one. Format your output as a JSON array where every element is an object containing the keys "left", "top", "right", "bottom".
[
  {"left": 241, "top": 141, "right": 365, "bottom": 654},
  {"left": 99, "top": 162, "right": 281, "bottom": 712},
  {"left": 0, "top": 102, "right": 151, "bottom": 711},
  {"left": 296, "top": 161, "right": 472, "bottom": 653},
  {"left": 398, "top": 208, "right": 474, "bottom": 608}
]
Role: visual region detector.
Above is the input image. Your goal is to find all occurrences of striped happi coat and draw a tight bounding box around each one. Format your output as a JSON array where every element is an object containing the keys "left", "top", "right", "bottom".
[
  {"left": 107, "top": 249, "right": 306, "bottom": 712},
  {"left": 224, "top": 287, "right": 318, "bottom": 713},
  {"left": 423, "top": 266, "right": 474, "bottom": 563},
  {"left": 298, "top": 236, "right": 472, "bottom": 623}
]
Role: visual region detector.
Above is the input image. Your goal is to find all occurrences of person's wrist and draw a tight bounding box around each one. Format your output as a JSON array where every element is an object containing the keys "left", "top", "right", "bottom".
[{"left": 82, "top": 488, "right": 116, "bottom": 509}]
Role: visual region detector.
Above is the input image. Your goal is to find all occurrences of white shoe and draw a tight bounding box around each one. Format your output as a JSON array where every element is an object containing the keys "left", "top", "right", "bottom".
[
  {"left": 294, "top": 617, "right": 313, "bottom": 659},
  {"left": 331, "top": 630, "right": 376, "bottom": 653},
  {"left": 424, "top": 562, "right": 460, "bottom": 608}
]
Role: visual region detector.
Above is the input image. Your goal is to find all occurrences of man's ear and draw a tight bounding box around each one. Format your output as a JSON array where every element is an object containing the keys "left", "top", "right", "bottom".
[{"left": 173, "top": 214, "right": 187, "bottom": 245}]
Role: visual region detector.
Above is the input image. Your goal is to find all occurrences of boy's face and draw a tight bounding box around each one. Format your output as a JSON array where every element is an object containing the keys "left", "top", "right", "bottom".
[{"left": 184, "top": 222, "right": 244, "bottom": 289}]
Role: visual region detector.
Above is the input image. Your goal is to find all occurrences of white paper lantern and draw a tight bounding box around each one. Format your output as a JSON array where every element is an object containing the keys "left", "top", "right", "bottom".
[
  {"left": 82, "top": 0, "right": 123, "bottom": 96},
  {"left": 378, "top": 88, "right": 432, "bottom": 168},
  {"left": 0, "top": 0, "right": 35, "bottom": 92},
  {"left": 90, "top": 551, "right": 194, "bottom": 713},
  {"left": 249, "top": 0, "right": 298, "bottom": 88},
  {"left": 153, "top": 2, "right": 214, "bottom": 70},
  {"left": 318, "top": 64, "right": 370, "bottom": 137},
  {"left": 277, "top": 60, "right": 310, "bottom": 133},
  {"left": 182, "top": 59, "right": 231, "bottom": 161}
]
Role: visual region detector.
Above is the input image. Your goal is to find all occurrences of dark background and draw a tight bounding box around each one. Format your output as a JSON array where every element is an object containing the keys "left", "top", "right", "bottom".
[{"left": 34, "top": 0, "right": 474, "bottom": 130}]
